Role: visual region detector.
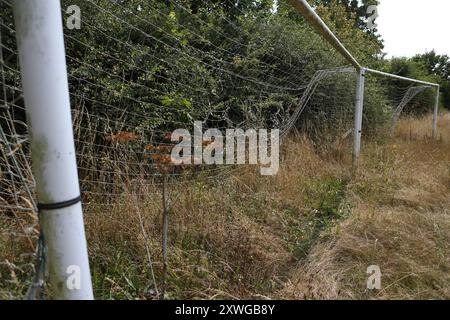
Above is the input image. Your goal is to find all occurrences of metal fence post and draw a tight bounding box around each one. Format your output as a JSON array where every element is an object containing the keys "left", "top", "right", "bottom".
[
  {"left": 13, "top": 0, "right": 93, "bottom": 299},
  {"left": 432, "top": 86, "right": 440, "bottom": 139},
  {"left": 353, "top": 68, "right": 366, "bottom": 170}
]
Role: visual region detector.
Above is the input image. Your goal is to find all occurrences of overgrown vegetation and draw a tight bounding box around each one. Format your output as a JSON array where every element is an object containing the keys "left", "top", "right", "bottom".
[
  {"left": 281, "top": 113, "right": 450, "bottom": 300},
  {"left": 1, "top": 0, "right": 449, "bottom": 299},
  {"left": 2, "top": 112, "right": 448, "bottom": 299}
]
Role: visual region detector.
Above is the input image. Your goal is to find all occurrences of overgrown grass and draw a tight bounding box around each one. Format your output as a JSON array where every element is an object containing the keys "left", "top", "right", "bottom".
[
  {"left": 1, "top": 113, "right": 449, "bottom": 300},
  {"left": 280, "top": 113, "right": 450, "bottom": 300}
]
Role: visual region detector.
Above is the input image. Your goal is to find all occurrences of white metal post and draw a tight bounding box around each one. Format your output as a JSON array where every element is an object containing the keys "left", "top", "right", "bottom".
[
  {"left": 353, "top": 68, "right": 366, "bottom": 169},
  {"left": 13, "top": 0, "right": 93, "bottom": 299},
  {"left": 432, "top": 86, "right": 440, "bottom": 139}
]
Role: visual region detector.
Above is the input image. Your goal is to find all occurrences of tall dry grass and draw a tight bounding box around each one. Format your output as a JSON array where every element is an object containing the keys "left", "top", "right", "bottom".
[
  {"left": 280, "top": 112, "right": 450, "bottom": 299},
  {"left": 1, "top": 113, "right": 449, "bottom": 300},
  {"left": 80, "top": 133, "right": 352, "bottom": 299}
]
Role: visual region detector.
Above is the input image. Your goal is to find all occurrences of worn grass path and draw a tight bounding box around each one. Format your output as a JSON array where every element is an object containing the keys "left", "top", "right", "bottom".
[{"left": 280, "top": 113, "right": 450, "bottom": 299}]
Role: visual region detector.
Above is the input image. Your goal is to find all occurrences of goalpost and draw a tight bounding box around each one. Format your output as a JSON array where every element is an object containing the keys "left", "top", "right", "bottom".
[
  {"left": 365, "top": 68, "right": 440, "bottom": 140},
  {"left": 288, "top": 0, "right": 441, "bottom": 169},
  {"left": 12, "top": 0, "right": 93, "bottom": 299}
]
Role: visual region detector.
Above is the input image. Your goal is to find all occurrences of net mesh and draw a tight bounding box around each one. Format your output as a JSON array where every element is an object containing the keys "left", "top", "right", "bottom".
[{"left": 0, "top": 0, "right": 438, "bottom": 299}]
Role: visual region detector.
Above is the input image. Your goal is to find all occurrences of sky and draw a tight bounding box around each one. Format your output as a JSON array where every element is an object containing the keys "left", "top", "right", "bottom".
[{"left": 376, "top": 0, "right": 450, "bottom": 58}]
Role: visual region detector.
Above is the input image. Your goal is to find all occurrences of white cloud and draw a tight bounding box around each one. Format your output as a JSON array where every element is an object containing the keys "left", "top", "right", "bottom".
[{"left": 376, "top": 0, "right": 450, "bottom": 58}]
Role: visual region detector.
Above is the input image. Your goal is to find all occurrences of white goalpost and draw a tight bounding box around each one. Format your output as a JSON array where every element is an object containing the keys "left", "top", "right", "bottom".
[
  {"left": 288, "top": 0, "right": 441, "bottom": 169},
  {"left": 12, "top": 0, "right": 93, "bottom": 299},
  {"left": 365, "top": 68, "right": 440, "bottom": 140}
]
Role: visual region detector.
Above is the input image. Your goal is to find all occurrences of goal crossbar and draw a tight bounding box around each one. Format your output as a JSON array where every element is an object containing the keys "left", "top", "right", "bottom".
[{"left": 288, "top": 0, "right": 439, "bottom": 88}]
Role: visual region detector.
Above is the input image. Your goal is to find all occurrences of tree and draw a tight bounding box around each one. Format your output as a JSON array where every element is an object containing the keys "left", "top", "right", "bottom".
[
  {"left": 313, "top": 0, "right": 381, "bottom": 39},
  {"left": 314, "top": 0, "right": 383, "bottom": 64},
  {"left": 187, "top": 0, "right": 274, "bottom": 17},
  {"left": 414, "top": 51, "right": 450, "bottom": 80},
  {"left": 414, "top": 51, "right": 450, "bottom": 109}
]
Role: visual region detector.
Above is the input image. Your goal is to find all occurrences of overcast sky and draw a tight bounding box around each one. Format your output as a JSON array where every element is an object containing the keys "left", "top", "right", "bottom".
[{"left": 376, "top": 0, "right": 450, "bottom": 58}]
